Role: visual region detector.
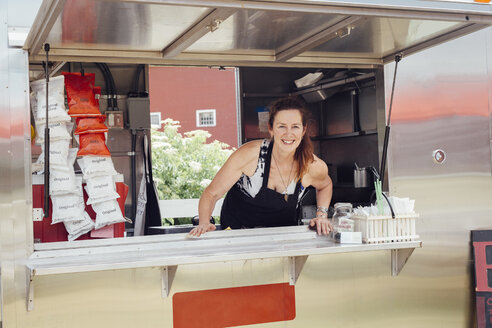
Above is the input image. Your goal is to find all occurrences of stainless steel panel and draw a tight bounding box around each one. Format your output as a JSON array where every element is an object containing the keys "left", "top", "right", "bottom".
[
  {"left": 19, "top": 261, "right": 286, "bottom": 328},
  {"left": 0, "top": 3, "right": 8, "bottom": 323},
  {"left": 8, "top": 3, "right": 492, "bottom": 328},
  {"left": 23, "top": 222, "right": 420, "bottom": 327},
  {"left": 187, "top": 9, "right": 343, "bottom": 52},
  {"left": 388, "top": 30, "right": 491, "bottom": 177},
  {"left": 187, "top": 13, "right": 465, "bottom": 61},
  {"left": 1, "top": 0, "right": 32, "bottom": 323},
  {"left": 27, "top": 0, "right": 489, "bottom": 67},
  {"left": 385, "top": 27, "right": 492, "bottom": 327},
  {"left": 46, "top": 0, "right": 492, "bottom": 20},
  {"left": 313, "top": 17, "right": 463, "bottom": 58},
  {"left": 486, "top": 27, "right": 492, "bottom": 177},
  {"left": 45, "top": 1, "right": 208, "bottom": 51}
]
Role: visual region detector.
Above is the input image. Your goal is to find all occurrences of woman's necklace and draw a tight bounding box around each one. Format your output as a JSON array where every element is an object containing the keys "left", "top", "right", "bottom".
[{"left": 272, "top": 152, "right": 294, "bottom": 202}]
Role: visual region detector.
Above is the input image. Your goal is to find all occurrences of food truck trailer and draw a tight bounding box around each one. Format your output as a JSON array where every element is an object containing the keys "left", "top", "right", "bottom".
[{"left": 1, "top": 0, "right": 492, "bottom": 327}]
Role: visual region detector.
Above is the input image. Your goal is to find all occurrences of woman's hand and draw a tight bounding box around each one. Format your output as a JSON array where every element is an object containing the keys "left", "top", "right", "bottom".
[
  {"left": 309, "top": 217, "right": 333, "bottom": 235},
  {"left": 189, "top": 222, "right": 216, "bottom": 237}
]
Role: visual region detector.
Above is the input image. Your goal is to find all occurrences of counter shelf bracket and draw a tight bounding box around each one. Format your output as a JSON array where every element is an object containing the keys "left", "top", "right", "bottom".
[
  {"left": 288, "top": 255, "right": 308, "bottom": 285},
  {"left": 391, "top": 248, "right": 415, "bottom": 276},
  {"left": 27, "top": 269, "right": 34, "bottom": 311},
  {"left": 161, "top": 265, "right": 177, "bottom": 298}
]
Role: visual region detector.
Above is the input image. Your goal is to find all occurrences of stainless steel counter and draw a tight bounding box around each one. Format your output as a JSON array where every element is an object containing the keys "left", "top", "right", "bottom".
[
  {"left": 28, "top": 225, "right": 419, "bottom": 274},
  {"left": 26, "top": 225, "right": 420, "bottom": 310}
]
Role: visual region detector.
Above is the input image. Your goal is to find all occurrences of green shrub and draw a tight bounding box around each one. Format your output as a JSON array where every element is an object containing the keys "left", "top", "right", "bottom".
[{"left": 151, "top": 119, "right": 234, "bottom": 224}]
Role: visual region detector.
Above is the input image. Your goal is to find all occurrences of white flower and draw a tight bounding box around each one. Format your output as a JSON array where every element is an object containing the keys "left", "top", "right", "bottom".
[
  {"left": 163, "top": 148, "right": 177, "bottom": 155},
  {"left": 152, "top": 135, "right": 168, "bottom": 141},
  {"left": 189, "top": 161, "right": 202, "bottom": 172},
  {"left": 200, "top": 179, "right": 212, "bottom": 188},
  {"left": 185, "top": 130, "right": 211, "bottom": 139},
  {"left": 162, "top": 118, "right": 180, "bottom": 125},
  {"left": 152, "top": 142, "right": 171, "bottom": 149}
]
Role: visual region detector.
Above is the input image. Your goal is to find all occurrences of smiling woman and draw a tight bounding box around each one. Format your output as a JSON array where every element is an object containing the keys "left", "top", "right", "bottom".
[{"left": 189, "top": 97, "right": 333, "bottom": 237}]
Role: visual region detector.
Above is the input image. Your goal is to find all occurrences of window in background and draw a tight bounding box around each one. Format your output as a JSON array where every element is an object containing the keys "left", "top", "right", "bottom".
[
  {"left": 150, "top": 112, "right": 162, "bottom": 129},
  {"left": 196, "top": 109, "right": 216, "bottom": 127}
]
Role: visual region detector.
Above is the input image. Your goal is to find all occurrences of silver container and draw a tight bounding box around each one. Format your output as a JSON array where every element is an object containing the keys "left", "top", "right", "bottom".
[{"left": 354, "top": 167, "right": 371, "bottom": 188}]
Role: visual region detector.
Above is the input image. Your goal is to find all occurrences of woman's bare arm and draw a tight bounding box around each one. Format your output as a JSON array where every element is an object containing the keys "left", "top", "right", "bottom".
[
  {"left": 189, "top": 140, "right": 262, "bottom": 236},
  {"left": 304, "top": 156, "right": 333, "bottom": 235}
]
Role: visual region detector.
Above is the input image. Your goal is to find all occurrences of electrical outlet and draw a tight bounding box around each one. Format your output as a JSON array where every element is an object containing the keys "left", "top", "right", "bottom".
[{"left": 106, "top": 111, "right": 124, "bottom": 129}]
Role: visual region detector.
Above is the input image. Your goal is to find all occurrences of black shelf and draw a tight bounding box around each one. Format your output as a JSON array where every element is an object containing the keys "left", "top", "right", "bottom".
[{"left": 311, "top": 129, "right": 377, "bottom": 141}]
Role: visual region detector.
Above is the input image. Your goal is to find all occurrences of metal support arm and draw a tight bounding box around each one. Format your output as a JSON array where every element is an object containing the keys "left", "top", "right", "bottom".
[
  {"left": 391, "top": 248, "right": 414, "bottom": 276},
  {"left": 288, "top": 255, "right": 308, "bottom": 285},
  {"left": 27, "top": 269, "right": 34, "bottom": 311},
  {"left": 161, "top": 265, "right": 178, "bottom": 298}
]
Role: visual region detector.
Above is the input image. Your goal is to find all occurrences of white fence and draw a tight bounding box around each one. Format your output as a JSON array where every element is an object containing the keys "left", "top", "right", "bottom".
[{"left": 158, "top": 198, "right": 224, "bottom": 218}]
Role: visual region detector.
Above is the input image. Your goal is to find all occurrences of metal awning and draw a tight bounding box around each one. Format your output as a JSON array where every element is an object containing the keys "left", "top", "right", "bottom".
[{"left": 25, "top": 0, "right": 492, "bottom": 68}]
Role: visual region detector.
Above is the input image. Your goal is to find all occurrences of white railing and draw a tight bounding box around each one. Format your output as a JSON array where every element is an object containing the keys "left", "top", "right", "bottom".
[{"left": 158, "top": 198, "right": 224, "bottom": 218}]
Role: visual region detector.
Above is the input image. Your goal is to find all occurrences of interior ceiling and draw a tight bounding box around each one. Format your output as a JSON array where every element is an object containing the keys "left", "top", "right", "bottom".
[{"left": 24, "top": 0, "right": 492, "bottom": 69}]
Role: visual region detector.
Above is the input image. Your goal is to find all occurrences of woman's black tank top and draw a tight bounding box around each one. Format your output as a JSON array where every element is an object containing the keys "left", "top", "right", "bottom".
[{"left": 220, "top": 139, "right": 305, "bottom": 229}]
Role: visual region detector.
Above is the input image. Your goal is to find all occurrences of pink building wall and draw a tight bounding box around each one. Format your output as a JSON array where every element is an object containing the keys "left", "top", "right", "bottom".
[{"left": 149, "top": 66, "right": 238, "bottom": 148}]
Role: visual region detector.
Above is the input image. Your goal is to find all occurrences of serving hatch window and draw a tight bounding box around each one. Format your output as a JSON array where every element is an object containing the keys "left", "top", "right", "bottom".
[{"left": 29, "top": 63, "right": 381, "bottom": 244}]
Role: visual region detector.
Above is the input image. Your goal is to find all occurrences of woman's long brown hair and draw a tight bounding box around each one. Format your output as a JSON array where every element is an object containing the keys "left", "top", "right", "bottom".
[{"left": 268, "top": 97, "right": 314, "bottom": 181}]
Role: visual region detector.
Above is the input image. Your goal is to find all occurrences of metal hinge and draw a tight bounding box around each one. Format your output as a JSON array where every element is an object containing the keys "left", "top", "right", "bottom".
[{"left": 32, "top": 208, "right": 43, "bottom": 221}]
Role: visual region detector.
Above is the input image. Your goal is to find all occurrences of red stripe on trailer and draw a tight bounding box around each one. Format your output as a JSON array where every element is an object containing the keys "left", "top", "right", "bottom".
[{"left": 172, "top": 283, "right": 296, "bottom": 327}]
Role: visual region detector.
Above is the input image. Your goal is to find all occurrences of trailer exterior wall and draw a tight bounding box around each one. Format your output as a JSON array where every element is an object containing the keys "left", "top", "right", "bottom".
[
  {"left": 0, "top": 1, "right": 36, "bottom": 327},
  {"left": 387, "top": 27, "right": 492, "bottom": 327},
  {"left": 2, "top": 2, "right": 492, "bottom": 327},
  {"left": 1, "top": 1, "right": 42, "bottom": 326},
  {"left": 8, "top": 31, "right": 490, "bottom": 328}
]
